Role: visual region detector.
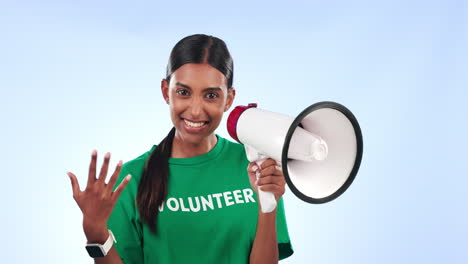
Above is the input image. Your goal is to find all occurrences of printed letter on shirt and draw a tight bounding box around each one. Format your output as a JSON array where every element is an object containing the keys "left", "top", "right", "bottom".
[
  {"left": 223, "top": 191, "right": 235, "bottom": 206},
  {"left": 243, "top": 188, "right": 256, "bottom": 203}
]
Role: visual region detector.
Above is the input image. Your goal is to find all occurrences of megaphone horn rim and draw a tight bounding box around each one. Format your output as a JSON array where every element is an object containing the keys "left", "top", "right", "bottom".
[{"left": 281, "top": 101, "right": 364, "bottom": 204}]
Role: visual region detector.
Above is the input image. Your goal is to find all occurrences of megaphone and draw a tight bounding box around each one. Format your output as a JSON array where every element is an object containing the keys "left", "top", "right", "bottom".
[{"left": 227, "top": 101, "right": 363, "bottom": 213}]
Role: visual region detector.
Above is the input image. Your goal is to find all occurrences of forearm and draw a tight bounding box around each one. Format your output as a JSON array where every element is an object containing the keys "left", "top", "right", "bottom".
[
  {"left": 249, "top": 208, "right": 279, "bottom": 264},
  {"left": 94, "top": 247, "right": 123, "bottom": 264}
]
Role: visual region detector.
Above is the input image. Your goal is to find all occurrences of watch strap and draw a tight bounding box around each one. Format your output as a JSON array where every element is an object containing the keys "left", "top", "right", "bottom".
[{"left": 102, "top": 229, "right": 117, "bottom": 255}]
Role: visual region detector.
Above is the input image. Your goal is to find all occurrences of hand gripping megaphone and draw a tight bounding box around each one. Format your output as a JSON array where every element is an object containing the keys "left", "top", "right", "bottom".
[{"left": 227, "top": 101, "right": 363, "bottom": 213}]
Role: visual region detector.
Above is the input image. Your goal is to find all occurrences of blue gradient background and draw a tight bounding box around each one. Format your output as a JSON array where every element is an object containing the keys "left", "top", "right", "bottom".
[{"left": 1, "top": 0, "right": 467, "bottom": 263}]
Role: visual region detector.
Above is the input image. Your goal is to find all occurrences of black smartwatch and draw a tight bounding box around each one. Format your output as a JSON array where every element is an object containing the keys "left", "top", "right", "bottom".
[{"left": 85, "top": 230, "right": 117, "bottom": 258}]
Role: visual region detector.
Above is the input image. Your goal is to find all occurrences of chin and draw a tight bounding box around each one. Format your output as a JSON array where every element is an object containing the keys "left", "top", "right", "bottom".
[{"left": 176, "top": 127, "right": 214, "bottom": 144}]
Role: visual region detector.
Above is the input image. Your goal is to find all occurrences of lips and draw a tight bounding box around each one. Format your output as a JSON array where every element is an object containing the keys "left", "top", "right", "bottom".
[
  {"left": 181, "top": 118, "right": 209, "bottom": 132},
  {"left": 183, "top": 119, "right": 207, "bottom": 128}
]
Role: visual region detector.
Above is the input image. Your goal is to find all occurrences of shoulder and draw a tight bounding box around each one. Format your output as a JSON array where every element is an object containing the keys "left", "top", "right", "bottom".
[
  {"left": 221, "top": 136, "right": 243, "bottom": 152},
  {"left": 218, "top": 135, "right": 249, "bottom": 164}
]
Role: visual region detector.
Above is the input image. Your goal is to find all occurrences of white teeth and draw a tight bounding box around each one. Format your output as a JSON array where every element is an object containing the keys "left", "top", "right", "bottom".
[{"left": 184, "top": 119, "right": 206, "bottom": 128}]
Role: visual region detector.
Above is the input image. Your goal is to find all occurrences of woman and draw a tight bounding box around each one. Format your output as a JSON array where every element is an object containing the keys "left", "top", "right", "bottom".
[{"left": 67, "top": 34, "right": 294, "bottom": 264}]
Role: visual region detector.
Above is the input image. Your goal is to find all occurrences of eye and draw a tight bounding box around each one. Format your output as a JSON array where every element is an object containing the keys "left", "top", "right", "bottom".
[
  {"left": 205, "top": 92, "right": 219, "bottom": 99},
  {"left": 176, "top": 89, "right": 190, "bottom": 96}
]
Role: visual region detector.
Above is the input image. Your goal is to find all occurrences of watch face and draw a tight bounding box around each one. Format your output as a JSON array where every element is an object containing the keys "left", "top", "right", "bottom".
[{"left": 86, "top": 245, "right": 105, "bottom": 258}]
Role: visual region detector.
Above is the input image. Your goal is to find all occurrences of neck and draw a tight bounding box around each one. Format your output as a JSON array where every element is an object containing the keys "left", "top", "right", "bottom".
[{"left": 171, "top": 132, "right": 218, "bottom": 158}]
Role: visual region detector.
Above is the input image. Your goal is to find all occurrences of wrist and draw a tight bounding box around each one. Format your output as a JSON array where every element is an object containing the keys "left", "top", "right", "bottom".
[
  {"left": 258, "top": 207, "right": 277, "bottom": 216},
  {"left": 85, "top": 229, "right": 109, "bottom": 244},
  {"left": 83, "top": 218, "right": 109, "bottom": 243}
]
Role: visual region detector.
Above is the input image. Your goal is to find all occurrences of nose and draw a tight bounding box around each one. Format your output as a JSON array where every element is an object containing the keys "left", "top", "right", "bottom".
[{"left": 188, "top": 96, "right": 203, "bottom": 118}]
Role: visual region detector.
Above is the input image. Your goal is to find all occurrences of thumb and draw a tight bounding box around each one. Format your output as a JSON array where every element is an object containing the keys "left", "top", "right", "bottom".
[
  {"left": 67, "top": 171, "right": 80, "bottom": 198},
  {"left": 247, "top": 162, "right": 259, "bottom": 173},
  {"left": 246, "top": 164, "right": 259, "bottom": 187}
]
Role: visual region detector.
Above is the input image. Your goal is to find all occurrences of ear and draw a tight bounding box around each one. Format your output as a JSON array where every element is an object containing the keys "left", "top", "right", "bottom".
[
  {"left": 224, "top": 87, "right": 236, "bottom": 112},
  {"left": 161, "top": 79, "right": 169, "bottom": 104}
]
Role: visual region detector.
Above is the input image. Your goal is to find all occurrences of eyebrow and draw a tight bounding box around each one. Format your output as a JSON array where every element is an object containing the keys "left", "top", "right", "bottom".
[{"left": 176, "top": 82, "right": 222, "bottom": 92}]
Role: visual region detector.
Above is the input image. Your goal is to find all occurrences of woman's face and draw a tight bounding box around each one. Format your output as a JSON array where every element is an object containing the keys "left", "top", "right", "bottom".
[{"left": 161, "top": 63, "right": 235, "bottom": 144}]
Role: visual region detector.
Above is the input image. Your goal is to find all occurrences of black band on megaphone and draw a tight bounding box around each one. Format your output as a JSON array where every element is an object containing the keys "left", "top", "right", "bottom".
[{"left": 281, "top": 101, "right": 363, "bottom": 204}]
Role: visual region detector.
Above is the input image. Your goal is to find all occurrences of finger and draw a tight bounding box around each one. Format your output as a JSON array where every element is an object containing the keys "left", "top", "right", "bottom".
[
  {"left": 275, "top": 165, "right": 282, "bottom": 172},
  {"left": 247, "top": 169, "right": 256, "bottom": 180},
  {"left": 67, "top": 171, "right": 81, "bottom": 198},
  {"left": 259, "top": 158, "right": 276, "bottom": 169},
  {"left": 259, "top": 184, "right": 283, "bottom": 194},
  {"left": 257, "top": 175, "right": 285, "bottom": 186},
  {"left": 247, "top": 162, "right": 259, "bottom": 173},
  {"left": 87, "top": 150, "right": 97, "bottom": 186},
  {"left": 106, "top": 160, "right": 123, "bottom": 194},
  {"left": 247, "top": 170, "right": 258, "bottom": 187},
  {"left": 247, "top": 162, "right": 260, "bottom": 183},
  {"left": 112, "top": 174, "right": 132, "bottom": 201},
  {"left": 98, "top": 152, "right": 111, "bottom": 182},
  {"left": 275, "top": 160, "right": 283, "bottom": 171},
  {"left": 259, "top": 165, "right": 282, "bottom": 177}
]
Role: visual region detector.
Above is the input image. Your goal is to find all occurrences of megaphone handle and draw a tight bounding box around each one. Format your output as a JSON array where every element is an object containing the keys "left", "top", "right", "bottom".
[
  {"left": 254, "top": 159, "right": 278, "bottom": 213},
  {"left": 244, "top": 145, "right": 277, "bottom": 213}
]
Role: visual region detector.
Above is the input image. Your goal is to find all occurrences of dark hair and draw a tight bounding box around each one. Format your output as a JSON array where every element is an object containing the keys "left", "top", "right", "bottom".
[{"left": 137, "top": 34, "right": 234, "bottom": 234}]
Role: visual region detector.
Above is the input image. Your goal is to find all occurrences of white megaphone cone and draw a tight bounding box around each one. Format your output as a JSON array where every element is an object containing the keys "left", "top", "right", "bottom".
[{"left": 227, "top": 102, "right": 363, "bottom": 213}]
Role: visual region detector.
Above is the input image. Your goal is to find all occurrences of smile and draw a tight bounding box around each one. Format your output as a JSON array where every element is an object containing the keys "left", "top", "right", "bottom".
[{"left": 183, "top": 119, "right": 208, "bottom": 128}]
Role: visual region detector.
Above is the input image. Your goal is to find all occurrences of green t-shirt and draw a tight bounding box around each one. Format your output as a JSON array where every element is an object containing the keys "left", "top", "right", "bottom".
[{"left": 108, "top": 135, "right": 294, "bottom": 264}]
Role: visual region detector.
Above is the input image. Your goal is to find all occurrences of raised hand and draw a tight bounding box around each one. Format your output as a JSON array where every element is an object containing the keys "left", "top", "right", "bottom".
[
  {"left": 67, "top": 150, "right": 131, "bottom": 241},
  {"left": 247, "top": 158, "right": 286, "bottom": 202}
]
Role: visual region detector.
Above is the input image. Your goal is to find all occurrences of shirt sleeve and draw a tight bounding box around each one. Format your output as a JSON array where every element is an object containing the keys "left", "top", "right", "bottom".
[
  {"left": 107, "top": 165, "right": 144, "bottom": 264},
  {"left": 276, "top": 196, "right": 294, "bottom": 260}
]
